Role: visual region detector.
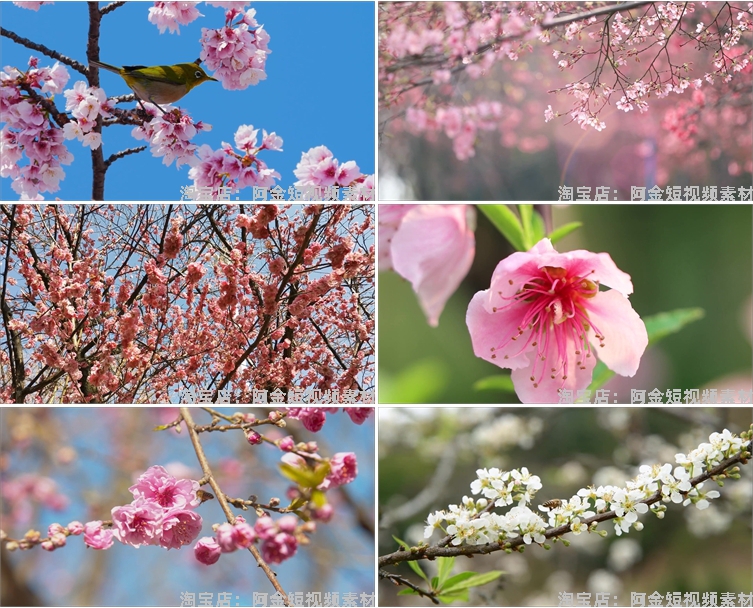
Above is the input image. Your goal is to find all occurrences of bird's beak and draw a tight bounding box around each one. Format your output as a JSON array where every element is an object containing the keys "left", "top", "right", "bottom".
[{"left": 209, "top": 76, "right": 218, "bottom": 82}]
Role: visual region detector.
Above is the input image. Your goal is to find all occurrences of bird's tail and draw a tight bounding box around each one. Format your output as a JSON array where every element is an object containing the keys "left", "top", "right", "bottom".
[{"left": 89, "top": 59, "right": 120, "bottom": 73}]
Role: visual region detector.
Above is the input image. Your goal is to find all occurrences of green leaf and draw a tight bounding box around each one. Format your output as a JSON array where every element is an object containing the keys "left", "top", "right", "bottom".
[
  {"left": 278, "top": 461, "right": 331, "bottom": 488},
  {"left": 442, "top": 570, "right": 504, "bottom": 593},
  {"left": 644, "top": 307, "right": 705, "bottom": 347},
  {"left": 392, "top": 536, "right": 428, "bottom": 582},
  {"left": 437, "top": 590, "right": 470, "bottom": 604},
  {"left": 588, "top": 307, "right": 705, "bottom": 392},
  {"left": 442, "top": 572, "right": 477, "bottom": 590},
  {"left": 478, "top": 205, "right": 526, "bottom": 251},
  {"left": 311, "top": 490, "right": 327, "bottom": 508},
  {"left": 431, "top": 576, "right": 439, "bottom": 589},
  {"left": 519, "top": 204, "right": 534, "bottom": 249},
  {"left": 548, "top": 221, "right": 582, "bottom": 244},
  {"left": 152, "top": 424, "right": 170, "bottom": 431},
  {"left": 531, "top": 210, "right": 546, "bottom": 244},
  {"left": 473, "top": 375, "right": 515, "bottom": 393},
  {"left": 436, "top": 556, "right": 455, "bottom": 587},
  {"left": 397, "top": 589, "right": 419, "bottom": 596}
]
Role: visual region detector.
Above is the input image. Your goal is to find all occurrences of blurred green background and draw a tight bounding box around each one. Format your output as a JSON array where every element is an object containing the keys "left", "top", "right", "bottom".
[
  {"left": 378, "top": 408, "right": 753, "bottom": 607},
  {"left": 378, "top": 205, "right": 753, "bottom": 404}
]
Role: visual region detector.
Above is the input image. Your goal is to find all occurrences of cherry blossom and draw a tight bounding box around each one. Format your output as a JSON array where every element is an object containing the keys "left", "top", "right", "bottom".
[
  {"left": 194, "top": 536, "right": 222, "bottom": 565},
  {"left": 83, "top": 520, "right": 114, "bottom": 550},
  {"left": 380, "top": 204, "right": 476, "bottom": 327},
  {"left": 466, "top": 238, "right": 648, "bottom": 403}
]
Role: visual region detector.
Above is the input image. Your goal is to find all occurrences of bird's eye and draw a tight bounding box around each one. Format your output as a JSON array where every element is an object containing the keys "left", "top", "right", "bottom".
[{"left": 195, "top": 71, "right": 202, "bottom": 78}]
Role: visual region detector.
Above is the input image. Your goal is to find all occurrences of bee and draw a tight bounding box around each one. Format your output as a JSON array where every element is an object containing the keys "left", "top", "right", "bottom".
[
  {"left": 540, "top": 499, "right": 563, "bottom": 510},
  {"left": 196, "top": 489, "right": 215, "bottom": 504}
]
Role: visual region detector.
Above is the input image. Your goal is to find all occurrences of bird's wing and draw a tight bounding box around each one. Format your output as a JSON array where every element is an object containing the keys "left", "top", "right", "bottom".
[{"left": 122, "top": 65, "right": 188, "bottom": 85}]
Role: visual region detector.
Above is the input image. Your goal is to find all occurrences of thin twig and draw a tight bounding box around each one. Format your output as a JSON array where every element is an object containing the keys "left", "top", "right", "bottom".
[
  {"left": 380, "top": 570, "right": 440, "bottom": 604},
  {"left": 1, "top": 27, "right": 88, "bottom": 75},
  {"left": 180, "top": 407, "right": 291, "bottom": 606},
  {"left": 104, "top": 147, "right": 147, "bottom": 169}
]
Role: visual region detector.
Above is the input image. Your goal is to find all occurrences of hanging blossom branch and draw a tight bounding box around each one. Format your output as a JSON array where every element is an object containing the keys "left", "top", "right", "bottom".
[{"left": 379, "top": 426, "right": 752, "bottom": 569}]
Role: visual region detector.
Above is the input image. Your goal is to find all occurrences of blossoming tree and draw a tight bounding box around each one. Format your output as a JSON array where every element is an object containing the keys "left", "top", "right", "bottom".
[
  {"left": 379, "top": 2, "right": 752, "bottom": 199},
  {"left": 1, "top": 2, "right": 374, "bottom": 200},
  {"left": 378, "top": 408, "right": 752, "bottom": 606},
  {"left": 1, "top": 407, "right": 375, "bottom": 606},
  {"left": 0, "top": 203, "right": 374, "bottom": 404}
]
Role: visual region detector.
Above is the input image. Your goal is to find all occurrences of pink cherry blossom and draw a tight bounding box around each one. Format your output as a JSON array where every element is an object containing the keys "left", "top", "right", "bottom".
[
  {"left": 160, "top": 509, "right": 203, "bottom": 550},
  {"left": 83, "top": 520, "right": 114, "bottom": 550},
  {"left": 215, "top": 522, "right": 237, "bottom": 553},
  {"left": 260, "top": 531, "right": 297, "bottom": 564},
  {"left": 194, "top": 536, "right": 222, "bottom": 565},
  {"left": 320, "top": 452, "right": 357, "bottom": 490},
  {"left": 466, "top": 238, "right": 648, "bottom": 403},
  {"left": 128, "top": 465, "right": 200, "bottom": 510},
  {"left": 343, "top": 407, "right": 373, "bottom": 425},
  {"left": 148, "top": 1, "right": 203, "bottom": 34},
  {"left": 380, "top": 205, "right": 476, "bottom": 327},
  {"left": 111, "top": 500, "right": 164, "bottom": 547},
  {"left": 67, "top": 521, "right": 83, "bottom": 535},
  {"left": 232, "top": 521, "right": 256, "bottom": 548}
]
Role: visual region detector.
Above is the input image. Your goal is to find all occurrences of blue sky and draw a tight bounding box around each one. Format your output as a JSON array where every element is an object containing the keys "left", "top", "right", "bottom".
[
  {"left": 0, "top": 407, "right": 375, "bottom": 606},
  {"left": 1, "top": 1, "right": 375, "bottom": 201}
]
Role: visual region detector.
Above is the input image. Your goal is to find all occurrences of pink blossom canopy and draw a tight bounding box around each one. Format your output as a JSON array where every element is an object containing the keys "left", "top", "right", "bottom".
[{"left": 467, "top": 238, "right": 648, "bottom": 403}]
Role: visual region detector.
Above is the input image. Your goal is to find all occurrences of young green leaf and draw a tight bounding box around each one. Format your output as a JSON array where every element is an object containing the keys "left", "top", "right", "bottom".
[
  {"left": 436, "top": 556, "right": 455, "bottom": 587},
  {"left": 530, "top": 210, "right": 546, "bottom": 244},
  {"left": 437, "top": 590, "right": 470, "bottom": 604},
  {"left": 548, "top": 221, "right": 583, "bottom": 244},
  {"left": 519, "top": 204, "right": 534, "bottom": 249},
  {"left": 442, "top": 570, "right": 504, "bottom": 593},
  {"left": 473, "top": 375, "right": 516, "bottom": 393},
  {"left": 478, "top": 205, "right": 526, "bottom": 251}
]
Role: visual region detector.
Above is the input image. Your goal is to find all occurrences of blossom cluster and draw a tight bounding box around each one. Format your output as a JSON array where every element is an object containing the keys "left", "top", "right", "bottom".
[
  {"left": 423, "top": 428, "right": 750, "bottom": 548},
  {"left": 293, "top": 146, "right": 375, "bottom": 200},
  {"left": 1, "top": 474, "right": 69, "bottom": 526},
  {"left": 188, "top": 123, "right": 282, "bottom": 193},
  {"left": 87, "top": 465, "right": 203, "bottom": 551},
  {"left": 284, "top": 407, "right": 373, "bottom": 433},
  {"left": 0, "top": 57, "right": 72, "bottom": 199},
  {"left": 199, "top": 6, "right": 270, "bottom": 91},
  {"left": 63, "top": 81, "right": 114, "bottom": 150},
  {"left": 132, "top": 108, "right": 213, "bottom": 169}
]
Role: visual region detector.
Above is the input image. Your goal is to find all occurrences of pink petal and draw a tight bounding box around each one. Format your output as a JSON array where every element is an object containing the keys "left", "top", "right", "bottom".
[
  {"left": 511, "top": 335, "right": 596, "bottom": 403},
  {"left": 466, "top": 290, "right": 531, "bottom": 369},
  {"left": 377, "top": 205, "right": 415, "bottom": 271},
  {"left": 585, "top": 290, "right": 648, "bottom": 376},
  {"left": 548, "top": 249, "right": 634, "bottom": 296},
  {"left": 392, "top": 205, "right": 474, "bottom": 327}
]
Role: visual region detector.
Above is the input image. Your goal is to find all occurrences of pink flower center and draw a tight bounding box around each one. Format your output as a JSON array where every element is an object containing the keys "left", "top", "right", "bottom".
[{"left": 492, "top": 265, "right": 606, "bottom": 389}]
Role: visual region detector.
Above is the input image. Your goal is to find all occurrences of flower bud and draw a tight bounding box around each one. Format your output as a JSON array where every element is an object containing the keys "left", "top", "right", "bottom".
[
  {"left": 40, "top": 540, "right": 55, "bottom": 551},
  {"left": 278, "top": 436, "right": 295, "bottom": 452},
  {"left": 215, "top": 523, "right": 237, "bottom": 553},
  {"left": 268, "top": 411, "right": 281, "bottom": 422},
  {"left": 6, "top": 540, "right": 19, "bottom": 551},
  {"left": 67, "top": 521, "right": 84, "bottom": 536},
  {"left": 24, "top": 529, "right": 41, "bottom": 542},
  {"left": 47, "top": 523, "right": 64, "bottom": 537},
  {"left": 246, "top": 430, "right": 262, "bottom": 445},
  {"left": 194, "top": 537, "right": 221, "bottom": 565}
]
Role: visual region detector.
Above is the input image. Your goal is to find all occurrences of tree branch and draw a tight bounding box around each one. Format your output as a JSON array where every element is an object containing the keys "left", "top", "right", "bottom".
[
  {"left": 1, "top": 27, "right": 88, "bottom": 75},
  {"left": 379, "top": 439, "right": 752, "bottom": 567},
  {"left": 180, "top": 408, "right": 291, "bottom": 606}
]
